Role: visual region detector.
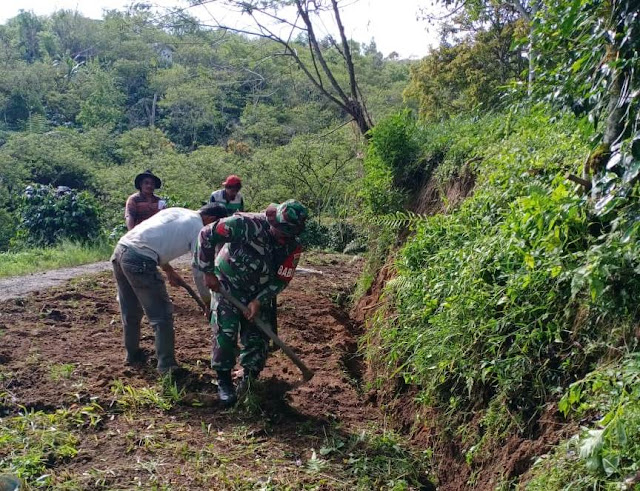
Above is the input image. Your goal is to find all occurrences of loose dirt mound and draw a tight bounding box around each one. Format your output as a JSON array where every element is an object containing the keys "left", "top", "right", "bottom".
[
  {"left": 0, "top": 253, "right": 429, "bottom": 489},
  {"left": 412, "top": 165, "right": 476, "bottom": 216},
  {"left": 0, "top": 256, "right": 365, "bottom": 419}
]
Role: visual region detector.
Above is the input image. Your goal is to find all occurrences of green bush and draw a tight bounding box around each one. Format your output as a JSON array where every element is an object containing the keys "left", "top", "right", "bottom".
[
  {"left": 367, "top": 109, "right": 422, "bottom": 190},
  {"left": 299, "top": 219, "right": 330, "bottom": 250},
  {"left": 299, "top": 219, "right": 365, "bottom": 253},
  {"left": 528, "top": 354, "right": 640, "bottom": 489},
  {"left": 0, "top": 130, "right": 96, "bottom": 190},
  {"left": 360, "top": 154, "right": 406, "bottom": 217},
  {"left": 0, "top": 208, "right": 17, "bottom": 251},
  {"left": 326, "top": 221, "right": 359, "bottom": 253},
  {"left": 17, "top": 184, "right": 102, "bottom": 247}
]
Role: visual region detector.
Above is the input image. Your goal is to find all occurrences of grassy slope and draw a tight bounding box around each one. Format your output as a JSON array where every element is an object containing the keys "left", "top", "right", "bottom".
[{"left": 362, "top": 109, "right": 640, "bottom": 488}]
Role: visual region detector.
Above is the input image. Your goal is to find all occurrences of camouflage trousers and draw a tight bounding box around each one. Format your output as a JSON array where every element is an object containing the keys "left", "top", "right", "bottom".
[{"left": 210, "top": 285, "right": 274, "bottom": 374}]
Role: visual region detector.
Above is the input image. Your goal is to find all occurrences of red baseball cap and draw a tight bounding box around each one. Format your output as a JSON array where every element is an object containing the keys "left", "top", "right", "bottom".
[{"left": 222, "top": 175, "right": 242, "bottom": 188}]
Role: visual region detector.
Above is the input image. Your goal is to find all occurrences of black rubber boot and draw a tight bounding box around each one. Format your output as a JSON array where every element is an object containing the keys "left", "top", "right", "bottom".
[
  {"left": 216, "top": 370, "right": 237, "bottom": 406},
  {"left": 236, "top": 370, "right": 258, "bottom": 399},
  {"left": 124, "top": 348, "right": 147, "bottom": 366}
]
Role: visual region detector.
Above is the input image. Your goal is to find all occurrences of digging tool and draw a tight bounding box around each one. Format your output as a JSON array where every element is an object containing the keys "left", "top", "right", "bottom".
[
  {"left": 175, "top": 276, "right": 208, "bottom": 313},
  {"left": 175, "top": 274, "right": 314, "bottom": 382},
  {"left": 217, "top": 288, "right": 315, "bottom": 382}
]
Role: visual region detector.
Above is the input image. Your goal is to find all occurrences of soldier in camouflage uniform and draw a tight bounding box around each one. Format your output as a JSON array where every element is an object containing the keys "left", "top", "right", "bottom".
[{"left": 194, "top": 200, "right": 307, "bottom": 404}]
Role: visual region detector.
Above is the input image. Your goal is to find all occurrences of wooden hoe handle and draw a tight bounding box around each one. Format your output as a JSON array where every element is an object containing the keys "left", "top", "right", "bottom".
[{"left": 217, "top": 288, "right": 315, "bottom": 382}]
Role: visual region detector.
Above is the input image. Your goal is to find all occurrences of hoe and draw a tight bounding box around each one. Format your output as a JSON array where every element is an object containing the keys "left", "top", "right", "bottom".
[{"left": 177, "top": 277, "right": 315, "bottom": 382}]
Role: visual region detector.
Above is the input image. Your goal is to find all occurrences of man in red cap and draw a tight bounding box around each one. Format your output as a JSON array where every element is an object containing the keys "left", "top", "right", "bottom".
[{"left": 210, "top": 175, "right": 244, "bottom": 214}]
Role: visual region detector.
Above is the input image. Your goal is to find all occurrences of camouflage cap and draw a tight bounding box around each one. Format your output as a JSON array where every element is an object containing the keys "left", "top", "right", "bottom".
[{"left": 266, "top": 199, "right": 308, "bottom": 236}]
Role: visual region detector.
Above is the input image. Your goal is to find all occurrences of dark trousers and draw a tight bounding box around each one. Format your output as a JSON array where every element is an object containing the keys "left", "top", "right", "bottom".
[{"left": 111, "top": 244, "right": 176, "bottom": 372}]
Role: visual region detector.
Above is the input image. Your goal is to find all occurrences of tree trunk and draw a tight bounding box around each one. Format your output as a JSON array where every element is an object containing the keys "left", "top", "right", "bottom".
[
  {"left": 603, "top": 69, "right": 626, "bottom": 148},
  {"left": 150, "top": 93, "right": 157, "bottom": 128},
  {"left": 350, "top": 100, "right": 371, "bottom": 136},
  {"left": 527, "top": 28, "right": 535, "bottom": 97},
  {"left": 527, "top": 1, "right": 539, "bottom": 97}
]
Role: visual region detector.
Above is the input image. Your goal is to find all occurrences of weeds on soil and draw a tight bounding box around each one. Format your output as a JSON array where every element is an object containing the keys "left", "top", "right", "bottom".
[
  {"left": 111, "top": 378, "right": 183, "bottom": 412},
  {"left": 49, "top": 364, "right": 75, "bottom": 382},
  {"left": 309, "top": 426, "right": 434, "bottom": 490},
  {"left": 0, "top": 404, "right": 102, "bottom": 486}
]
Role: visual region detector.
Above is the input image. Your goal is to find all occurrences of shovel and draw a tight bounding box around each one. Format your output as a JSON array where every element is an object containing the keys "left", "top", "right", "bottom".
[{"left": 177, "top": 276, "right": 314, "bottom": 382}]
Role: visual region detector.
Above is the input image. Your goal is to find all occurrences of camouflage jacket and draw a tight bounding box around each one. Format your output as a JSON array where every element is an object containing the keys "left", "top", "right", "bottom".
[{"left": 194, "top": 213, "right": 302, "bottom": 306}]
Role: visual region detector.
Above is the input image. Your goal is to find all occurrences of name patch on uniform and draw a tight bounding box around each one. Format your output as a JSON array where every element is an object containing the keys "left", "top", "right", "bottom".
[
  {"left": 216, "top": 221, "right": 230, "bottom": 237},
  {"left": 276, "top": 245, "right": 302, "bottom": 282},
  {"left": 277, "top": 266, "right": 295, "bottom": 279}
]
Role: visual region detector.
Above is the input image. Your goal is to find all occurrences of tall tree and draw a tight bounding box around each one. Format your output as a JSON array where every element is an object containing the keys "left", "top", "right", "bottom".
[
  {"left": 424, "top": 0, "right": 538, "bottom": 95},
  {"left": 176, "top": 0, "right": 373, "bottom": 136},
  {"left": 13, "top": 11, "right": 43, "bottom": 62}
]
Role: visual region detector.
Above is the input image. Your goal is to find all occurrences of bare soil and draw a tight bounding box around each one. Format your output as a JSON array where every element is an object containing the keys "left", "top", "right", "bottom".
[
  {"left": 412, "top": 165, "right": 476, "bottom": 216},
  {"left": 0, "top": 253, "right": 430, "bottom": 489}
]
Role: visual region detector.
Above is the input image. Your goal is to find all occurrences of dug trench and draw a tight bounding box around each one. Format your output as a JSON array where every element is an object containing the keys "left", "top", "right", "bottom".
[{"left": 0, "top": 252, "right": 434, "bottom": 489}]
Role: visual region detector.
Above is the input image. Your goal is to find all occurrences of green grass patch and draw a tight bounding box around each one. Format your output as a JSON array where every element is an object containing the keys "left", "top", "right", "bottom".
[
  {"left": 49, "top": 364, "right": 75, "bottom": 382},
  {"left": 0, "top": 404, "right": 102, "bottom": 487},
  {"left": 110, "top": 377, "right": 184, "bottom": 413},
  {"left": 0, "top": 240, "right": 113, "bottom": 278}
]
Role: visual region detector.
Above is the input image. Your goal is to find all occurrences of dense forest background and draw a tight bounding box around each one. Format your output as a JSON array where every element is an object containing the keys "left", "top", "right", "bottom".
[
  {"left": 1, "top": 0, "right": 640, "bottom": 487},
  {"left": 0, "top": 4, "right": 408, "bottom": 251}
]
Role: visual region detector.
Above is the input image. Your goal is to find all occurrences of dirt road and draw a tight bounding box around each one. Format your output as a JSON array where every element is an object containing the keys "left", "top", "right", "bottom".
[
  {"left": 0, "top": 254, "right": 200, "bottom": 302},
  {"left": 0, "top": 252, "right": 432, "bottom": 489}
]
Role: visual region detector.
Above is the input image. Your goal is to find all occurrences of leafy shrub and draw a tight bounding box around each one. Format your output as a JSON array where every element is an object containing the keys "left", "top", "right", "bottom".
[
  {"left": 416, "top": 113, "right": 506, "bottom": 182},
  {"left": 0, "top": 208, "right": 17, "bottom": 251},
  {"left": 299, "top": 220, "right": 330, "bottom": 249},
  {"left": 528, "top": 354, "right": 640, "bottom": 489},
  {"left": 300, "top": 219, "right": 365, "bottom": 253},
  {"left": 0, "top": 130, "right": 96, "bottom": 191},
  {"left": 116, "top": 127, "right": 176, "bottom": 164},
  {"left": 360, "top": 154, "right": 405, "bottom": 217},
  {"left": 326, "top": 220, "right": 359, "bottom": 253},
  {"left": 367, "top": 109, "right": 422, "bottom": 190},
  {"left": 17, "top": 184, "right": 101, "bottom": 247}
]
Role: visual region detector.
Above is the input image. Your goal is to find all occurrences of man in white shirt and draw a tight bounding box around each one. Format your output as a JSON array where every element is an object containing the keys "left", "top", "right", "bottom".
[{"left": 111, "top": 203, "right": 228, "bottom": 374}]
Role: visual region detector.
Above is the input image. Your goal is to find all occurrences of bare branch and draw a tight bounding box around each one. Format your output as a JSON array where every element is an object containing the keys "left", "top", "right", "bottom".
[
  {"left": 166, "top": 0, "right": 371, "bottom": 135},
  {"left": 330, "top": 0, "right": 358, "bottom": 101},
  {"left": 565, "top": 173, "right": 592, "bottom": 190},
  {"left": 294, "top": 0, "right": 350, "bottom": 103}
]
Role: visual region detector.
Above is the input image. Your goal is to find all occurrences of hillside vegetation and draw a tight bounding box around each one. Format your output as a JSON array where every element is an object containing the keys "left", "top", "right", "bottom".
[
  {"left": 0, "top": 5, "right": 406, "bottom": 253},
  {"left": 355, "top": 0, "right": 640, "bottom": 486}
]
